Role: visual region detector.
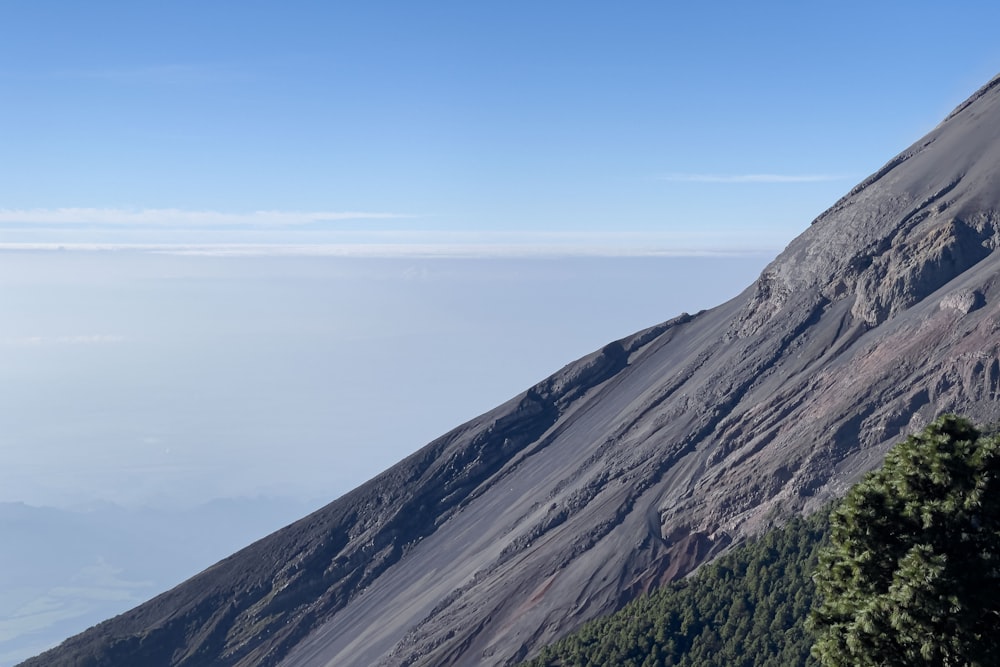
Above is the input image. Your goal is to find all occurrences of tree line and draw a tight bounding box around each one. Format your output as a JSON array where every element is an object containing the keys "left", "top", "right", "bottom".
[{"left": 522, "top": 415, "right": 1000, "bottom": 667}]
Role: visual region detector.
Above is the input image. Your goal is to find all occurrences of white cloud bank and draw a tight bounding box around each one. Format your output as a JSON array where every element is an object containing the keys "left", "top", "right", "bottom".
[
  {"left": 0, "top": 210, "right": 797, "bottom": 256},
  {"left": 0, "top": 208, "right": 412, "bottom": 227},
  {"left": 0, "top": 238, "right": 783, "bottom": 259}
]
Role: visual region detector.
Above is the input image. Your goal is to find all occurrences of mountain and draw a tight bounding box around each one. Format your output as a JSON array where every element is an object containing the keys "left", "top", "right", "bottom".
[{"left": 22, "top": 73, "right": 1000, "bottom": 667}]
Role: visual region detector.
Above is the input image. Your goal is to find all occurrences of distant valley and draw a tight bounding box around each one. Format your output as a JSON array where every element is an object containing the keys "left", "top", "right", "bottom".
[{"left": 0, "top": 498, "right": 316, "bottom": 666}]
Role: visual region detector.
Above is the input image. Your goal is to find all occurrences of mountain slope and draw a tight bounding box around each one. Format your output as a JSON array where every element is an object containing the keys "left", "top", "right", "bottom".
[{"left": 22, "top": 73, "right": 1000, "bottom": 667}]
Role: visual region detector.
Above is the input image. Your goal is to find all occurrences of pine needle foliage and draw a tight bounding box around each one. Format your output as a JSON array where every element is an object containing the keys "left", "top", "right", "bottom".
[
  {"left": 808, "top": 414, "right": 1000, "bottom": 666},
  {"left": 522, "top": 511, "right": 828, "bottom": 667}
]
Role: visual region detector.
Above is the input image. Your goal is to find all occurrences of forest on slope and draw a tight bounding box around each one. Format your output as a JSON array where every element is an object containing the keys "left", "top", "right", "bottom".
[
  {"left": 523, "top": 415, "right": 1000, "bottom": 667},
  {"left": 522, "top": 511, "right": 827, "bottom": 667}
]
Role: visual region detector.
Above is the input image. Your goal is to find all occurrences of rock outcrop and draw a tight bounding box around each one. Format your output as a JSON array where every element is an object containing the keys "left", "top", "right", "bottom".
[{"left": 22, "top": 73, "right": 1000, "bottom": 667}]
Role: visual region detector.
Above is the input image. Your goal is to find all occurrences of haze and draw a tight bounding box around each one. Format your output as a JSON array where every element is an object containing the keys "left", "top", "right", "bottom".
[{"left": 3, "top": 250, "right": 772, "bottom": 509}]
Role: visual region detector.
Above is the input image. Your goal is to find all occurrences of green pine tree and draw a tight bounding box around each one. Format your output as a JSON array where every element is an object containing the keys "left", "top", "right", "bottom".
[{"left": 808, "top": 415, "right": 1000, "bottom": 666}]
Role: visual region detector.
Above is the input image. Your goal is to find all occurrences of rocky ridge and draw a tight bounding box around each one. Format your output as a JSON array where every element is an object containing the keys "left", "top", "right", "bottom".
[{"left": 21, "top": 73, "right": 1000, "bottom": 667}]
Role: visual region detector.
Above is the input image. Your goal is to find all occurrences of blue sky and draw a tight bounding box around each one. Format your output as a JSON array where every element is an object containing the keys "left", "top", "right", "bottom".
[{"left": 3, "top": 1, "right": 999, "bottom": 252}]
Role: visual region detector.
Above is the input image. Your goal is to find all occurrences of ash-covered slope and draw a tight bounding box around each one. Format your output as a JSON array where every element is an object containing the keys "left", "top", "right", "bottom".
[{"left": 23, "top": 73, "right": 1000, "bottom": 667}]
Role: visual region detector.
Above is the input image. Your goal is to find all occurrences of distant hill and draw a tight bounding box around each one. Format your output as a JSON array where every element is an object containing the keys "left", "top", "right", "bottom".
[
  {"left": 0, "top": 498, "right": 314, "bottom": 667},
  {"left": 22, "top": 72, "right": 1000, "bottom": 666}
]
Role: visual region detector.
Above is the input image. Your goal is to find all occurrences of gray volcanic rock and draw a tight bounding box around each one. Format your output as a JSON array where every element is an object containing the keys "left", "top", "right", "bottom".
[{"left": 22, "top": 73, "right": 1000, "bottom": 667}]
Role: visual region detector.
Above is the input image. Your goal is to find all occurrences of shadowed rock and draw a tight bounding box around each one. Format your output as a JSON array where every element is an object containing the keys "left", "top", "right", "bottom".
[{"left": 21, "top": 73, "right": 1000, "bottom": 667}]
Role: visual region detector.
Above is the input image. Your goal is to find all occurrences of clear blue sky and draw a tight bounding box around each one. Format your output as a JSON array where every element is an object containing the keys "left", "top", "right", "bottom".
[{"left": 3, "top": 1, "right": 999, "bottom": 251}]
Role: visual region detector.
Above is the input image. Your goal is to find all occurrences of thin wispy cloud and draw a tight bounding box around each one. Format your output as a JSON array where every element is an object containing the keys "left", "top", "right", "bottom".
[
  {"left": 0, "top": 208, "right": 414, "bottom": 228},
  {"left": 657, "top": 173, "right": 846, "bottom": 183},
  {"left": 0, "top": 335, "right": 125, "bottom": 346}
]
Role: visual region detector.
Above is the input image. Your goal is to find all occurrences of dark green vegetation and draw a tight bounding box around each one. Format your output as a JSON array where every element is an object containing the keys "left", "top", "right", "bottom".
[
  {"left": 809, "top": 415, "right": 1000, "bottom": 666},
  {"left": 526, "top": 415, "right": 1000, "bottom": 667},
  {"left": 523, "top": 512, "right": 828, "bottom": 667}
]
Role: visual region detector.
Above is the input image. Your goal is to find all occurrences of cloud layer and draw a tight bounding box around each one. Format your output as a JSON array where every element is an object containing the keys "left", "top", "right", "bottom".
[
  {"left": 0, "top": 208, "right": 412, "bottom": 227},
  {"left": 0, "top": 210, "right": 798, "bottom": 256}
]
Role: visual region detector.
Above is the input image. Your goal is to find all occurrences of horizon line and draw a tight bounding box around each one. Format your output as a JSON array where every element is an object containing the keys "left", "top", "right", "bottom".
[{"left": 0, "top": 242, "right": 782, "bottom": 259}]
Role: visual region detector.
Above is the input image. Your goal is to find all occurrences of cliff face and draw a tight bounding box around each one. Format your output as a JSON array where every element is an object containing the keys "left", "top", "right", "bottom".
[{"left": 23, "top": 73, "right": 1000, "bottom": 667}]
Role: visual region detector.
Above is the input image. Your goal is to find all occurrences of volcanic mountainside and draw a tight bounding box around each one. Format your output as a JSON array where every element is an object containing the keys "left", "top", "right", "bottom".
[{"left": 22, "top": 73, "right": 1000, "bottom": 667}]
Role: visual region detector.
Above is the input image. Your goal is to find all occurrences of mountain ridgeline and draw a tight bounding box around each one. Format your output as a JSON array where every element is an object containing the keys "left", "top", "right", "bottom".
[{"left": 22, "top": 73, "right": 1000, "bottom": 667}]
